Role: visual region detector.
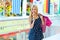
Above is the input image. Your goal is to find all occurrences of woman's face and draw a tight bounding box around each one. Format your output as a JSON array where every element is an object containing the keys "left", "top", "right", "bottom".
[{"left": 31, "top": 7, "right": 37, "bottom": 16}]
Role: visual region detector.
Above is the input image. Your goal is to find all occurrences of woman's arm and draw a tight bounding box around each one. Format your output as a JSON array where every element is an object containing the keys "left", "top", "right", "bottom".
[
  {"left": 39, "top": 14, "right": 45, "bottom": 25},
  {"left": 29, "top": 17, "right": 34, "bottom": 29}
]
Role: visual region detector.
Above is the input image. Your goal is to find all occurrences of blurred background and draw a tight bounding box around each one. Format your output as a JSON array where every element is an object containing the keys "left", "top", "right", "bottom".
[{"left": 0, "top": 0, "right": 60, "bottom": 40}]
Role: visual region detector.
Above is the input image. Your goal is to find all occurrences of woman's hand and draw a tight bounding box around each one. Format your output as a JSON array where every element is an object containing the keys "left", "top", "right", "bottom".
[{"left": 30, "top": 20, "right": 35, "bottom": 29}]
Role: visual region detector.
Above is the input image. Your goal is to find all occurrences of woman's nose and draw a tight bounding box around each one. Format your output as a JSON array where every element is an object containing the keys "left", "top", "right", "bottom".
[{"left": 32, "top": 10, "right": 35, "bottom": 12}]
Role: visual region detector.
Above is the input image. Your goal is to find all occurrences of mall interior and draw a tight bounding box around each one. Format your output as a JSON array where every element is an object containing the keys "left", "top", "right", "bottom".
[{"left": 0, "top": 0, "right": 60, "bottom": 40}]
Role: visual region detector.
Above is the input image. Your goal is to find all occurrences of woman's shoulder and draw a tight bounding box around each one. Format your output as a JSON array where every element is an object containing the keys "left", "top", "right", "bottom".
[
  {"left": 38, "top": 13, "right": 42, "bottom": 16},
  {"left": 38, "top": 14, "right": 44, "bottom": 18},
  {"left": 38, "top": 13, "right": 48, "bottom": 18}
]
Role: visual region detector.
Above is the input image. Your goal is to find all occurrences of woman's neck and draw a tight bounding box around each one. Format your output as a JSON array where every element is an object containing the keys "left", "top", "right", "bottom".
[{"left": 33, "top": 15, "right": 38, "bottom": 20}]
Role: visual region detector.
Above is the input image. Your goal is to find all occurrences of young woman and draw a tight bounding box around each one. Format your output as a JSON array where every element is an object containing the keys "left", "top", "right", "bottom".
[{"left": 29, "top": 5, "right": 44, "bottom": 40}]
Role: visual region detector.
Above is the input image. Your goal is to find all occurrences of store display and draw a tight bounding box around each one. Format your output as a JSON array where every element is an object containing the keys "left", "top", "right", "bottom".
[
  {"left": 0, "top": 0, "right": 23, "bottom": 17},
  {"left": 26, "top": 3, "right": 31, "bottom": 16},
  {"left": 54, "top": 2, "right": 58, "bottom": 14},
  {"left": 53, "top": 0, "right": 60, "bottom": 15},
  {"left": 5, "top": 0, "right": 12, "bottom": 16},
  {"left": 19, "top": 0, "right": 23, "bottom": 16},
  {"left": 44, "top": 0, "right": 48, "bottom": 14},
  {"left": 44, "top": 0, "right": 50, "bottom": 14},
  {"left": 48, "top": 0, "right": 50, "bottom": 14},
  {"left": 30, "top": 0, "right": 33, "bottom": 3},
  {"left": 50, "top": 0, "right": 54, "bottom": 15},
  {"left": 0, "top": 0, "right": 4, "bottom": 16},
  {"left": 26, "top": 0, "right": 33, "bottom": 16},
  {"left": 33, "top": 0, "right": 44, "bottom": 15},
  {"left": 0, "top": 0, "right": 60, "bottom": 17},
  {"left": 12, "top": 0, "right": 21, "bottom": 16}
]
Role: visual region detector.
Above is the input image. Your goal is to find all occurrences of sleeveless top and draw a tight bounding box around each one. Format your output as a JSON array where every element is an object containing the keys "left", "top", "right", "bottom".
[{"left": 29, "top": 15, "right": 44, "bottom": 40}]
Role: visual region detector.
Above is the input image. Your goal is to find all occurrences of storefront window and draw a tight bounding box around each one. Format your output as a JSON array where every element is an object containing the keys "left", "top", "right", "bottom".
[
  {"left": 26, "top": 0, "right": 33, "bottom": 16},
  {"left": 0, "top": 0, "right": 23, "bottom": 17}
]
